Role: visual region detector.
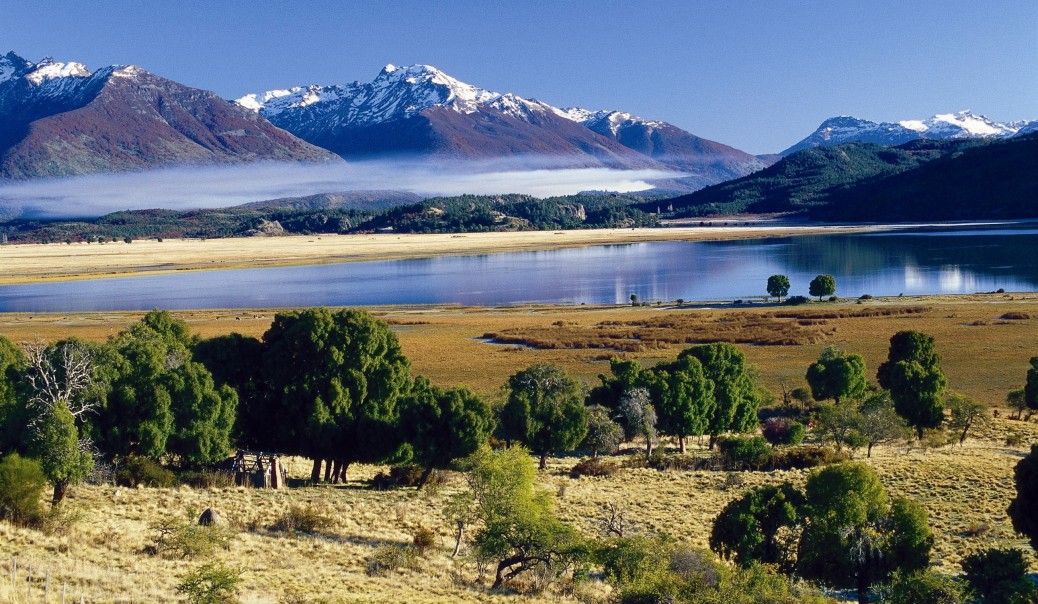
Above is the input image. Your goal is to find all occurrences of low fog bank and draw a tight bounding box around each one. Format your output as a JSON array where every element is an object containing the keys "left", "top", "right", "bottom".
[{"left": 0, "top": 159, "right": 684, "bottom": 220}]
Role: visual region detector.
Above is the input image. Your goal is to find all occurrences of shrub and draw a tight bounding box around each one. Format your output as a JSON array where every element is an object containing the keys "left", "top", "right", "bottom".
[
  {"left": 1000, "top": 312, "right": 1030, "bottom": 320},
  {"left": 176, "top": 561, "right": 242, "bottom": 604},
  {"left": 178, "top": 470, "right": 235, "bottom": 489},
  {"left": 365, "top": 544, "right": 419, "bottom": 577},
  {"left": 859, "top": 294, "right": 874, "bottom": 300},
  {"left": 116, "top": 457, "right": 177, "bottom": 488},
  {"left": 961, "top": 548, "right": 1037, "bottom": 604},
  {"left": 149, "top": 517, "right": 232, "bottom": 559},
  {"left": 269, "top": 504, "right": 333, "bottom": 535},
  {"left": 717, "top": 436, "right": 771, "bottom": 470},
  {"left": 412, "top": 527, "right": 437, "bottom": 555},
  {"left": 0, "top": 453, "right": 47, "bottom": 526},
  {"left": 570, "top": 457, "right": 620, "bottom": 478},
  {"left": 371, "top": 464, "right": 446, "bottom": 490},
  {"left": 785, "top": 295, "right": 810, "bottom": 305},
  {"left": 761, "top": 417, "right": 806, "bottom": 446},
  {"left": 876, "top": 570, "right": 969, "bottom": 604},
  {"left": 647, "top": 453, "right": 713, "bottom": 471},
  {"left": 769, "top": 446, "right": 849, "bottom": 470}
]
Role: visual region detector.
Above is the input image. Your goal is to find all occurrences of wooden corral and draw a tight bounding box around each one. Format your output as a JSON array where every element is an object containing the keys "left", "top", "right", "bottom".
[{"left": 231, "top": 451, "right": 287, "bottom": 489}]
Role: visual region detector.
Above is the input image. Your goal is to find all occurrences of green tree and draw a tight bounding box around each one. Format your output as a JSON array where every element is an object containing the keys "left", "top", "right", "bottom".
[
  {"left": 0, "top": 336, "right": 26, "bottom": 454},
  {"left": 809, "top": 274, "right": 836, "bottom": 300},
  {"left": 946, "top": 393, "right": 989, "bottom": 445},
  {"left": 816, "top": 402, "right": 867, "bottom": 454},
  {"left": 617, "top": 387, "right": 657, "bottom": 459},
  {"left": 500, "top": 364, "right": 588, "bottom": 469},
  {"left": 30, "top": 402, "right": 93, "bottom": 504},
  {"left": 646, "top": 354, "right": 715, "bottom": 453},
  {"left": 582, "top": 405, "right": 623, "bottom": 457},
  {"left": 710, "top": 483, "right": 803, "bottom": 570},
  {"left": 680, "top": 343, "right": 760, "bottom": 448},
  {"left": 796, "top": 462, "right": 933, "bottom": 604},
  {"left": 455, "top": 446, "right": 583, "bottom": 589},
  {"left": 98, "top": 311, "right": 236, "bottom": 466},
  {"left": 1008, "top": 444, "right": 1038, "bottom": 551},
  {"left": 961, "top": 548, "right": 1037, "bottom": 604},
  {"left": 806, "top": 346, "right": 867, "bottom": 403},
  {"left": 1006, "top": 389, "right": 1028, "bottom": 420},
  {"left": 192, "top": 333, "right": 264, "bottom": 447},
  {"left": 858, "top": 392, "right": 911, "bottom": 457},
  {"left": 877, "top": 331, "right": 947, "bottom": 439},
  {"left": 588, "top": 359, "right": 645, "bottom": 410},
  {"left": 400, "top": 377, "right": 495, "bottom": 487},
  {"left": 260, "top": 308, "right": 412, "bottom": 482},
  {"left": 767, "top": 274, "right": 791, "bottom": 302},
  {"left": 1025, "top": 357, "right": 1038, "bottom": 413}
]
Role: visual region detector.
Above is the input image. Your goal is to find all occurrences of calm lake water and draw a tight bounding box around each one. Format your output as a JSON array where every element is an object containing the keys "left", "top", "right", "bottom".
[{"left": 2, "top": 224, "right": 1037, "bottom": 312}]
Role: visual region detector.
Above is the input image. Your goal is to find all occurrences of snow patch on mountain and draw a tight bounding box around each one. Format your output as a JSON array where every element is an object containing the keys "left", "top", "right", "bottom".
[{"left": 24, "top": 58, "right": 90, "bottom": 85}]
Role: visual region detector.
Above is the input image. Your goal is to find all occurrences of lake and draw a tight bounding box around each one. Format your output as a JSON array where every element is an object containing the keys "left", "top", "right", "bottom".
[{"left": 1, "top": 224, "right": 1037, "bottom": 312}]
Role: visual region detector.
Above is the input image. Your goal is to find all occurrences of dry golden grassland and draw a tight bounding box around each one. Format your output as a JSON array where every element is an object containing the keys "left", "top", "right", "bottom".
[
  {"left": 0, "top": 429, "right": 1036, "bottom": 603},
  {"left": 0, "top": 223, "right": 900, "bottom": 285}
]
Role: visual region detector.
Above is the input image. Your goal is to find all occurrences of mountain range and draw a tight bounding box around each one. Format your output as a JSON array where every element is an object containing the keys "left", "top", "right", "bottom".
[
  {"left": 236, "top": 63, "right": 768, "bottom": 189},
  {"left": 781, "top": 111, "right": 1036, "bottom": 156}
]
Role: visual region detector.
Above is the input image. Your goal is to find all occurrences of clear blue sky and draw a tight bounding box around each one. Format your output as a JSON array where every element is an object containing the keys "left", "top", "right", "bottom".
[{"left": 3, "top": 0, "right": 1035, "bottom": 153}]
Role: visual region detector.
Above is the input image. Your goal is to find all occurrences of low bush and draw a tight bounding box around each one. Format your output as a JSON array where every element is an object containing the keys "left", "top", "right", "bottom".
[
  {"left": 371, "top": 465, "right": 446, "bottom": 490},
  {"left": 178, "top": 470, "right": 235, "bottom": 489},
  {"left": 570, "top": 457, "right": 620, "bottom": 478},
  {"left": 269, "top": 504, "right": 334, "bottom": 535},
  {"left": 769, "top": 446, "right": 850, "bottom": 470},
  {"left": 717, "top": 436, "right": 771, "bottom": 470},
  {"left": 0, "top": 453, "right": 47, "bottom": 527},
  {"left": 176, "top": 561, "right": 242, "bottom": 604},
  {"left": 761, "top": 417, "right": 806, "bottom": 446},
  {"left": 148, "top": 517, "right": 232, "bottom": 559},
  {"left": 1000, "top": 312, "right": 1031, "bottom": 320},
  {"left": 116, "top": 456, "right": 177, "bottom": 488},
  {"left": 859, "top": 294, "right": 873, "bottom": 300},
  {"left": 648, "top": 453, "right": 713, "bottom": 471},
  {"left": 876, "top": 570, "right": 969, "bottom": 604},
  {"left": 412, "top": 527, "right": 437, "bottom": 556},
  {"left": 961, "top": 548, "right": 1037, "bottom": 604},
  {"left": 365, "top": 544, "right": 420, "bottom": 577},
  {"left": 785, "top": 295, "right": 810, "bottom": 305}
]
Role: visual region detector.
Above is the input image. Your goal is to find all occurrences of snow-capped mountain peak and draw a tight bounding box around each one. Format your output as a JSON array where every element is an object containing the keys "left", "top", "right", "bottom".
[
  {"left": 24, "top": 58, "right": 90, "bottom": 85},
  {"left": 0, "top": 51, "right": 33, "bottom": 83}
]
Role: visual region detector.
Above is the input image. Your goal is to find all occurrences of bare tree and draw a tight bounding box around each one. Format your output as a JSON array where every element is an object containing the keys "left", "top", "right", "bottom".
[{"left": 23, "top": 339, "right": 98, "bottom": 420}]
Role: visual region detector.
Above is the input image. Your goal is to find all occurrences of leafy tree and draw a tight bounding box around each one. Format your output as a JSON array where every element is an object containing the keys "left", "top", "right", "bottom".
[
  {"left": 588, "top": 358, "right": 646, "bottom": 435},
  {"left": 806, "top": 346, "right": 867, "bottom": 403},
  {"left": 876, "top": 570, "right": 969, "bottom": 604},
  {"left": 617, "top": 387, "right": 657, "bottom": 459},
  {"left": 877, "top": 331, "right": 947, "bottom": 439},
  {"left": 710, "top": 483, "right": 803, "bottom": 570},
  {"left": 260, "top": 308, "right": 412, "bottom": 482},
  {"left": 816, "top": 402, "right": 867, "bottom": 454},
  {"left": 796, "top": 462, "right": 933, "bottom": 604},
  {"left": 399, "top": 377, "right": 495, "bottom": 487},
  {"left": 809, "top": 274, "right": 836, "bottom": 300},
  {"left": 0, "top": 336, "right": 26, "bottom": 453},
  {"left": 500, "top": 364, "right": 587, "bottom": 469},
  {"left": 98, "top": 312, "right": 237, "bottom": 466},
  {"left": 582, "top": 405, "right": 623, "bottom": 457},
  {"left": 0, "top": 453, "right": 47, "bottom": 525},
  {"left": 1008, "top": 444, "right": 1038, "bottom": 551},
  {"left": 766, "top": 274, "right": 791, "bottom": 302},
  {"left": 192, "top": 333, "right": 264, "bottom": 446},
  {"left": 1025, "top": 357, "right": 1038, "bottom": 413},
  {"left": 455, "top": 446, "right": 583, "bottom": 589},
  {"left": 961, "top": 548, "right": 1037, "bottom": 604},
  {"left": 630, "top": 294, "right": 638, "bottom": 306},
  {"left": 680, "top": 343, "right": 760, "bottom": 448},
  {"left": 858, "top": 392, "right": 911, "bottom": 457},
  {"left": 946, "top": 393, "right": 989, "bottom": 445},
  {"left": 30, "top": 402, "right": 92, "bottom": 504},
  {"left": 645, "top": 354, "right": 714, "bottom": 452},
  {"left": 1006, "top": 389, "right": 1028, "bottom": 420}
]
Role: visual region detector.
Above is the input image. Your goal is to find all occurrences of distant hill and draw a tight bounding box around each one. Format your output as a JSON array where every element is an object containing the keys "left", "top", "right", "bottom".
[
  {"left": 659, "top": 135, "right": 1038, "bottom": 222},
  {"left": 811, "top": 133, "right": 1038, "bottom": 221}
]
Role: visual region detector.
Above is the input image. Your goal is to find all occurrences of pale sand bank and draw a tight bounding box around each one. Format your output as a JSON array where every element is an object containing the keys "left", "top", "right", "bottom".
[{"left": 0, "top": 223, "right": 914, "bottom": 285}]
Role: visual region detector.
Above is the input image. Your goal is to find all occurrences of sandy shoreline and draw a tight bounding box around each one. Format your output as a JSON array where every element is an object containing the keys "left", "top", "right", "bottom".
[{"left": 0, "top": 223, "right": 924, "bottom": 285}]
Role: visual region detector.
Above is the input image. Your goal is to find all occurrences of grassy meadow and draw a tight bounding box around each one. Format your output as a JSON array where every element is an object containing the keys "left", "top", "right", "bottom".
[{"left": 0, "top": 293, "right": 1036, "bottom": 602}]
